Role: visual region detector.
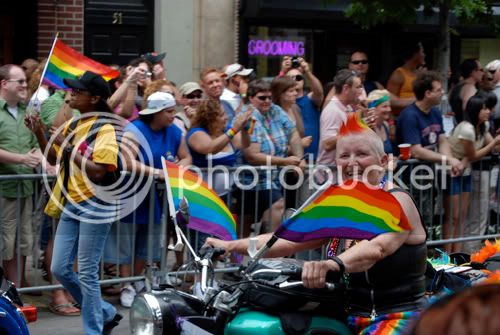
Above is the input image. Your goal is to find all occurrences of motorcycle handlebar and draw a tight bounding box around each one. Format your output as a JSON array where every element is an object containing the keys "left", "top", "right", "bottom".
[
  {"left": 198, "top": 246, "right": 226, "bottom": 261},
  {"left": 280, "top": 267, "right": 341, "bottom": 283}
]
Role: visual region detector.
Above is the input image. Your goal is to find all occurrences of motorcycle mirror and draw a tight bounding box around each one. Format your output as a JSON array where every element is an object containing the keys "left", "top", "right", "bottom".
[
  {"left": 176, "top": 197, "right": 190, "bottom": 226},
  {"left": 284, "top": 208, "right": 297, "bottom": 220}
]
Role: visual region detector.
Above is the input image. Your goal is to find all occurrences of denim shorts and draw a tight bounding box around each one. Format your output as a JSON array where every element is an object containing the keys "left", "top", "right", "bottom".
[
  {"left": 103, "top": 222, "right": 162, "bottom": 264},
  {"left": 445, "top": 175, "right": 472, "bottom": 195}
]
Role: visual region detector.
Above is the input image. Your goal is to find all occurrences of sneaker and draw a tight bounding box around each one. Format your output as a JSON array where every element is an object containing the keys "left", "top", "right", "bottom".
[
  {"left": 133, "top": 280, "right": 145, "bottom": 294},
  {"left": 103, "top": 313, "right": 123, "bottom": 335},
  {"left": 120, "top": 284, "right": 136, "bottom": 308}
]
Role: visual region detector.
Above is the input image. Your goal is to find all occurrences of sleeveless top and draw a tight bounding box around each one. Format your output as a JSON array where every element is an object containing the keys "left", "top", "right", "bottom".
[
  {"left": 363, "top": 80, "right": 378, "bottom": 96},
  {"left": 449, "top": 82, "right": 466, "bottom": 124},
  {"left": 395, "top": 67, "right": 416, "bottom": 99},
  {"left": 186, "top": 127, "right": 238, "bottom": 168},
  {"left": 185, "top": 127, "right": 238, "bottom": 196},
  {"left": 382, "top": 123, "right": 393, "bottom": 154},
  {"left": 326, "top": 188, "right": 427, "bottom": 316}
]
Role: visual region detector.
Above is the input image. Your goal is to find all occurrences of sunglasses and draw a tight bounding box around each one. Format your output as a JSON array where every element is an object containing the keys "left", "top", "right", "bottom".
[
  {"left": 6, "top": 79, "right": 27, "bottom": 85},
  {"left": 351, "top": 60, "right": 368, "bottom": 65},
  {"left": 293, "top": 74, "right": 304, "bottom": 82},
  {"left": 256, "top": 95, "right": 272, "bottom": 101},
  {"left": 489, "top": 70, "right": 497, "bottom": 75},
  {"left": 186, "top": 92, "right": 202, "bottom": 99}
]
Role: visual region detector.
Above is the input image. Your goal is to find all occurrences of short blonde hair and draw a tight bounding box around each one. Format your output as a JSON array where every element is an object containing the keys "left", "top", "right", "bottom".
[{"left": 367, "top": 89, "right": 390, "bottom": 103}]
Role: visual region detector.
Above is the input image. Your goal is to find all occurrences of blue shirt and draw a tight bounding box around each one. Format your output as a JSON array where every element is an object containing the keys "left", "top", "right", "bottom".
[
  {"left": 396, "top": 103, "right": 444, "bottom": 151},
  {"left": 296, "top": 95, "right": 320, "bottom": 161},
  {"left": 244, "top": 104, "right": 295, "bottom": 189},
  {"left": 122, "top": 120, "right": 183, "bottom": 224}
]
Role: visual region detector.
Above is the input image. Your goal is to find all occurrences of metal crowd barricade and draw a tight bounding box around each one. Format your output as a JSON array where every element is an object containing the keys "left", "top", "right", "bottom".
[{"left": 1, "top": 156, "right": 499, "bottom": 294}]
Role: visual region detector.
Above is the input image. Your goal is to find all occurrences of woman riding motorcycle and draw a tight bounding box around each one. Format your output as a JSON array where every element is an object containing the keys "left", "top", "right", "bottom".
[{"left": 206, "top": 113, "right": 428, "bottom": 334}]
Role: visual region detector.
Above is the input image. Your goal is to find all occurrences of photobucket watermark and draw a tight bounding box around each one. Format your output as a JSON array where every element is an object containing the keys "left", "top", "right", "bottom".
[{"left": 176, "top": 154, "right": 453, "bottom": 193}]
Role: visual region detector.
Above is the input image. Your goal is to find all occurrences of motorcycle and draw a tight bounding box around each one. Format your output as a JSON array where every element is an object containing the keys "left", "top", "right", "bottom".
[
  {"left": 129, "top": 199, "right": 350, "bottom": 335},
  {"left": 0, "top": 268, "right": 37, "bottom": 335}
]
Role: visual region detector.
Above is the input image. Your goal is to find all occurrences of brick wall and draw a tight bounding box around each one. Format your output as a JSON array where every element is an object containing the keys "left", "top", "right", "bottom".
[{"left": 37, "top": 0, "right": 84, "bottom": 58}]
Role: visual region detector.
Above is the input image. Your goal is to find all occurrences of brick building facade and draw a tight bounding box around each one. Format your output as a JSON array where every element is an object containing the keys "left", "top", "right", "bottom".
[{"left": 37, "top": 0, "right": 84, "bottom": 57}]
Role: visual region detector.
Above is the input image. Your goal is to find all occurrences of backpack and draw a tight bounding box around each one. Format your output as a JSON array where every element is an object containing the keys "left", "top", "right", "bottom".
[{"left": 65, "top": 115, "right": 122, "bottom": 187}]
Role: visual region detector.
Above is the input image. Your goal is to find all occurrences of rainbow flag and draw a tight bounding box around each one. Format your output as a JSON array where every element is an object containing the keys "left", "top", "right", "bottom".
[
  {"left": 42, "top": 38, "right": 119, "bottom": 89},
  {"left": 163, "top": 160, "right": 237, "bottom": 241},
  {"left": 275, "top": 180, "right": 411, "bottom": 242}
]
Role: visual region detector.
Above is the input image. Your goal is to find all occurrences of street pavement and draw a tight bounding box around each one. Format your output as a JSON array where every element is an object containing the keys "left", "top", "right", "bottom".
[
  {"left": 21, "top": 254, "right": 177, "bottom": 335},
  {"left": 25, "top": 292, "right": 130, "bottom": 335}
]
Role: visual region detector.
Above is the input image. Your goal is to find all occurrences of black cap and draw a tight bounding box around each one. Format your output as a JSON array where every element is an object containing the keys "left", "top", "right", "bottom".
[
  {"left": 63, "top": 71, "right": 111, "bottom": 99},
  {"left": 141, "top": 52, "right": 166, "bottom": 64}
]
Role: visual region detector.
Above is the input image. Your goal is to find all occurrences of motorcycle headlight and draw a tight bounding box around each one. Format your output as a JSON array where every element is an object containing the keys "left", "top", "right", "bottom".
[{"left": 130, "top": 293, "right": 163, "bottom": 335}]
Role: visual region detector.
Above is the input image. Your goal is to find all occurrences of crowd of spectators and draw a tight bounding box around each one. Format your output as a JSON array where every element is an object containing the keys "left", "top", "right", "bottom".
[{"left": 2, "top": 41, "right": 500, "bottom": 317}]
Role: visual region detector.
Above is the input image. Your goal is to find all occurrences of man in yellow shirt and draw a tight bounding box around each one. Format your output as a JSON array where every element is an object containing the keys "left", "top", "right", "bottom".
[{"left": 26, "top": 71, "right": 122, "bottom": 335}]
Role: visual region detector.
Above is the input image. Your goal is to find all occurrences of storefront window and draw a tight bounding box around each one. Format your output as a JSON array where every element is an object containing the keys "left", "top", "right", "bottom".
[{"left": 246, "top": 26, "right": 314, "bottom": 79}]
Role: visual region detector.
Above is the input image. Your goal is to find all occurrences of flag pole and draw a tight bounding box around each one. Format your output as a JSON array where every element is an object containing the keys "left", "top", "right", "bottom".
[
  {"left": 244, "top": 179, "right": 333, "bottom": 272},
  {"left": 28, "top": 32, "right": 59, "bottom": 115},
  {"left": 160, "top": 157, "right": 200, "bottom": 261}
]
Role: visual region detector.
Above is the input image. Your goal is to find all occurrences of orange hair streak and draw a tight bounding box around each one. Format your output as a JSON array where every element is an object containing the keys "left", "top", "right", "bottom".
[{"left": 338, "top": 111, "right": 370, "bottom": 137}]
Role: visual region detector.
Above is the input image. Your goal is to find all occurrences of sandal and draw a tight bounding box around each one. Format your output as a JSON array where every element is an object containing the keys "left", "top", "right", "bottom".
[
  {"left": 103, "top": 264, "right": 118, "bottom": 277},
  {"left": 48, "top": 302, "right": 80, "bottom": 316}
]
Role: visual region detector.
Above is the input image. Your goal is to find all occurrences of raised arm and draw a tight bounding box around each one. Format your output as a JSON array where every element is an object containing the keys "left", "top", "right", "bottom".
[{"left": 205, "top": 233, "right": 326, "bottom": 258}]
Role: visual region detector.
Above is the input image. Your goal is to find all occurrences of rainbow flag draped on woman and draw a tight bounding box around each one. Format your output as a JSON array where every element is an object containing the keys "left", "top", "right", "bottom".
[{"left": 275, "top": 179, "right": 412, "bottom": 242}]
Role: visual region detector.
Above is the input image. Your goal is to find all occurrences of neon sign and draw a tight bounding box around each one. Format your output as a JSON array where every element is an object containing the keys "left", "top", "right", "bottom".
[{"left": 248, "top": 39, "right": 305, "bottom": 56}]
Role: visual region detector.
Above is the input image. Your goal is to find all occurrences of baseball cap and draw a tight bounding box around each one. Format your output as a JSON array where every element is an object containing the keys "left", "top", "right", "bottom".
[
  {"left": 179, "top": 82, "right": 202, "bottom": 96},
  {"left": 63, "top": 71, "right": 111, "bottom": 99},
  {"left": 141, "top": 52, "right": 166, "bottom": 64},
  {"left": 139, "top": 92, "right": 176, "bottom": 115},
  {"left": 224, "top": 63, "right": 253, "bottom": 79}
]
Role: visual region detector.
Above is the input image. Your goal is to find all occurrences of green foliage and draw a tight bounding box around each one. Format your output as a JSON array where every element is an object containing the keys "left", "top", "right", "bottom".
[{"left": 345, "top": 0, "right": 493, "bottom": 29}]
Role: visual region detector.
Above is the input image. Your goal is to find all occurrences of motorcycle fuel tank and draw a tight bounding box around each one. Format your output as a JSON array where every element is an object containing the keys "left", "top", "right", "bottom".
[{"left": 224, "top": 308, "right": 351, "bottom": 335}]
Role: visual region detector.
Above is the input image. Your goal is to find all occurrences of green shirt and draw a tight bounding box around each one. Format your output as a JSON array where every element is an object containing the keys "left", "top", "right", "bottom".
[
  {"left": 40, "top": 90, "right": 79, "bottom": 129},
  {"left": 0, "top": 98, "right": 39, "bottom": 198}
]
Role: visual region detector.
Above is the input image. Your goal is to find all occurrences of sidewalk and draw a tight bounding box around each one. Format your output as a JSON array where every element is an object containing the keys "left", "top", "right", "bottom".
[
  {"left": 25, "top": 292, "right": 129, "bottom": 335},
  {"left": 21, "top": 253, "right": 181, "bottom": 335}
]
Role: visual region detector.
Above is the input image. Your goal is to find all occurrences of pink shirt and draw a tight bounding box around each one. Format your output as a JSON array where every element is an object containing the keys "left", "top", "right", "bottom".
[
  {"left": 114, "top": 104, "right": 139, "bottom": 121},
  {"left": 317, "top": 97, "right": 350, "bottom": 165}
]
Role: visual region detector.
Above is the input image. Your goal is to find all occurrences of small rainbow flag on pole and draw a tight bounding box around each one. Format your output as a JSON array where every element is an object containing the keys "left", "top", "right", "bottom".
[
  {"left": 275, "top": 180, "right": 411, "bottom": 242},
  {"left": 162, "top": 160, "right": 237, "bottom": 241},
  {"left": 41, "top": 35, "right": 119, "bottom": 89}
]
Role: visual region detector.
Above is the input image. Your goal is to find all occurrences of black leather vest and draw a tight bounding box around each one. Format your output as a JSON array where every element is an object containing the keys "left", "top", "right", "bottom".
[{"left": 347, "top": 242, "right": 427, "bottom": 315}]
